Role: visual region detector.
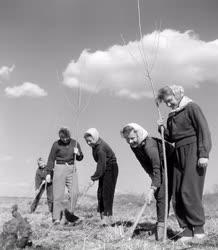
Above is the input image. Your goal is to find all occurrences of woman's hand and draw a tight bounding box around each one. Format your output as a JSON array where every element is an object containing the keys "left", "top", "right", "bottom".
[
  {"left": 74, "top": 147, "right": 79, "bottom": 155},
  {"left": 157, "top": 118, "right": 164, "bottom": 127},
  {"left": 46, "top": 174, "right": 51, "bottom": 183},
  {"left": 145, "top": 186, "right": 156, "bottom": 205},
  {"left": 198, "top": 158, "right": 208, "bottom": 168}
]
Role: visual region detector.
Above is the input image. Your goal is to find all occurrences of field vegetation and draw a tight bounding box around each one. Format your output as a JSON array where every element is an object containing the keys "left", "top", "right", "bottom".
[{"left": 0, "top": 192, "right": 218, "bottom": 250}]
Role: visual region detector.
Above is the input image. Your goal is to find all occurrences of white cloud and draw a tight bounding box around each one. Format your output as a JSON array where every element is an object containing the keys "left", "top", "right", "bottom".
[
  {"left": 63, "top": 29, "right": 218, "bottom": 99},
  {"left": 0, "top": 64, "right": 15, "bottom": 82},
  {"left": 5, "top": 82, "right": 47, "bottom": 98}
]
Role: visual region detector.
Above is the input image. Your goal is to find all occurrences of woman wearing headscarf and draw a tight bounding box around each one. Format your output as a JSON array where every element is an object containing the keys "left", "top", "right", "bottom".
[
  {"left": 120, "top": 123, "right": 175, "bottom": 241},
  {"left": 46, "top": 127, "right": 84, "bottom": 225},
  {"left": 157, "top": 85, "right": 212, "bottom": 241},
  {"left": 84, "top": 128, "right": 119, "bottom": 225}
]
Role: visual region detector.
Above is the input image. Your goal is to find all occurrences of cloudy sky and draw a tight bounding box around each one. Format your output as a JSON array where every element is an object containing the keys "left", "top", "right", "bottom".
[{"left": 0, "top": 0, "right": 218, "bottom": 197}]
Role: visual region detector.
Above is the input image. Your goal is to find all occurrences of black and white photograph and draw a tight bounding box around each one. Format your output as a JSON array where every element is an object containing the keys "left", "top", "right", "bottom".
[{"left": 0, "top": 0, "right": 217, "bottom": 249}]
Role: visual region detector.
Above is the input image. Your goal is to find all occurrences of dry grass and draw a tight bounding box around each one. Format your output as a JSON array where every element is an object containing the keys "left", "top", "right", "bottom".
[{"left": 0, "top": 193, "right": 218, "bottom": 249}]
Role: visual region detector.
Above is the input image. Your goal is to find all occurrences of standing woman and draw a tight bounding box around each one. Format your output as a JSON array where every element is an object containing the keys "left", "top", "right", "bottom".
[
  {"left": 46, "top": 127, "right": 84, "bottom": 225},
  {"left": 84, "top": 128, "right": 118, "bottom": 225},
  {"left": 157, "top": 85, "right": 212, "bottom": 241}
]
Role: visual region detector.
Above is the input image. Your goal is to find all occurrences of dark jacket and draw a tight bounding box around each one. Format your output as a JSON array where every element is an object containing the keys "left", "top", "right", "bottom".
[
  {"left": 46, "top": 138, "right": 83, "bottom": 174},
  {"left": 131, "top": 137, "right": 174, "bottom": 188},
  {"left": 163, "top": 102, "right": 212, "bottom": 158},
  {"left": 35, "top": 167, "right": 48, "bottom": 190},
  {"left": 91, "top": 138, "right": 117, "bottom": 181}
]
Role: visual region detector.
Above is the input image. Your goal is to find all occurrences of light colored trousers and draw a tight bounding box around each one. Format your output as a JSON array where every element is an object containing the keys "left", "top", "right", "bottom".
[{"left": 53, "top": 163, "right": 79, "bottom": 221}]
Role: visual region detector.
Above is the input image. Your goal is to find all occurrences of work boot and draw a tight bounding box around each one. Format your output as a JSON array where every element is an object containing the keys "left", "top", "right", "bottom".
[
  {"left": 194, "top": 225, "right": 205, "bottom": 239},
  {"left": 155, "top": 222, "right": 165, "bottom": 241},
  {"left": 178, "top": 225, "right": 193, "bottom": 242}
]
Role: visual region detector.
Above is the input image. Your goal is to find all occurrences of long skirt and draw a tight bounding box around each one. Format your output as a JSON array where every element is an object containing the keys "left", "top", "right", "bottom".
[{"left": 172, "top": 142, "right": 206, "bottom": 228}]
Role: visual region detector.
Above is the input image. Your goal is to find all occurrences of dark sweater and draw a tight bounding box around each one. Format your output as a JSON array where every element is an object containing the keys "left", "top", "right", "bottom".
[
  {"left": 163, "top": 102, "right": 212, "bottom": 158},
  {"left": 46, "top": 138, "right": 83, "bottom": 174},
  {"left": 91, "top": 138, "right": 117, "bottom": 181},
  {"left": 131, "top": 137, "right": 174, "bottom": 188},
  {"left": 35, "top": 167, "right": 47, "bottom": 190}
]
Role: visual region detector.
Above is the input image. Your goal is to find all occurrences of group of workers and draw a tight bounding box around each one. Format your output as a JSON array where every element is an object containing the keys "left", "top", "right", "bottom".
[{"left": 32, "top": 85, "right": 212, "bottom": 242}]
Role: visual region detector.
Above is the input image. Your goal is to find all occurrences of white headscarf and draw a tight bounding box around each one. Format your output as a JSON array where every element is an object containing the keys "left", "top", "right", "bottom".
[
  {"left": 169, "top": 85, "right": 184, "bottom": 100},
  {"left": 122, "top": 123, "right": 148, "bottom": 144},
  {"left": 169, "top": 85, "right": 193, "bottom": 113},
  {"left": 85, "top": 128, "right": 100, "bottom": 144}
]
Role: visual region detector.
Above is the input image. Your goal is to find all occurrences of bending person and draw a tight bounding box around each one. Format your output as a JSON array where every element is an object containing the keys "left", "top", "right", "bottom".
[
  {"left": 46, "top": 127, "right": 84, "bottom": 225},
  {"left": 84, "top": 128, "right": 118, "bottom": 225},
  {"left": 120, "top": 123, "right": 175, "bottom": 241},
  {"left": 157, "top": 85, "right": 212, "bottom": 241}
]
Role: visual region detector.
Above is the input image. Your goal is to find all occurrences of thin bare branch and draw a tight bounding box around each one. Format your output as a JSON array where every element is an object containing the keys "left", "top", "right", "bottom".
[
  {"left": 56, "top": 70, "right": 77, "bottom": 111},
  {"left": 149, "top": 22, "right": 161, "bottom": 74},
  {"left": 79, "top": 79, "right": 103, "bottom": 115},
  {"left": 137, "top": 0, "right": 150, "bottom": 73},
  {"left": 120, "top": 34, "right": 140, "bottom": 65}
]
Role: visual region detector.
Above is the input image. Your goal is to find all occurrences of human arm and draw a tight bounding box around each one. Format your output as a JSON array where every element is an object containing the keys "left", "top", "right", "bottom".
[
  {"left": 146, "top": 145, "right": 162, "bottom": 188},
  {"left": 145, "top": 186, "right": 157, "bottom": 204},
  {"left": 157, "top": 119, "right": 173, "bottom": 143},
  {"left": 198, "top": 158, "right": 209, "bottom": 168},
  {"left": 45, "top": 142, "right": 57, "bottom": 175},
  {"left": 187, "top": 103, "right": 212, "bottom": 164},
  {"left": 74, "top": 142, "right": 84, "bottom": 161},
  {"left": 91, "top": 149, "right": 106, "bottom": 181},
  {"left": 35, "top": 170, "right": 42, "bottom": 190}
]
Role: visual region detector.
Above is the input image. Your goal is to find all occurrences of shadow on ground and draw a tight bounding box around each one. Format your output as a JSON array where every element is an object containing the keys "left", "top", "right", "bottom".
[{"left": 111, "top": 220, "right": 181, "bottom": 241}]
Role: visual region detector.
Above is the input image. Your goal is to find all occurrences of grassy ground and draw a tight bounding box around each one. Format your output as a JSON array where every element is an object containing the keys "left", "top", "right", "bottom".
[{"left": 0, "top": 192, "right": 218, "bottom": 250}]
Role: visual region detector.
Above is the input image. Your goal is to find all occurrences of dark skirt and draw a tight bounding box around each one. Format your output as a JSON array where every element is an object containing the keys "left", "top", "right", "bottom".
[
  {"left": 97, "top": 162, "right": 118, "bottom": 216},
  {"left": 172, "top": 142, "right": 206, "bottom": 228}
]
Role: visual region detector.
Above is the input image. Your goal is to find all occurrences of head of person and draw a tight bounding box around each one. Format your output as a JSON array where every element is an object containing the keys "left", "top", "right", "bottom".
[
  {"left": 120, "top": 123, "right": 148, "bottom": 148},
  {"left": 37, "top": 157, "right": 46, "bottom": 168},
  {"left": 84, "top": 128, "right": 99, "bottom": 148},
  {"left": 157, "top": 85, "right": 184, "bottom": 109},
  {"left": 59, "top": 127, "right": 71, "bottom": 144}
]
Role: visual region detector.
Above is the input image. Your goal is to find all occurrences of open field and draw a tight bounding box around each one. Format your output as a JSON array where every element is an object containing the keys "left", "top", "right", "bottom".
[{"left": 0, "top": 193, "right": 218, "bottom": 250}]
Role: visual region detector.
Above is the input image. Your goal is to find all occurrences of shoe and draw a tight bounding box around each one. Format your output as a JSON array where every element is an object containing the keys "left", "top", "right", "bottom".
[
  {"left": 195, "top": 233, "right": 206, "bottom": 239},
  {"left": 53, "top": 219, "right": 60, "bottom": 225},
  {"left": 182, "top": 226, "right": 193, "bottom": 237},
  {"left": 194, "top": 225, "right": 206, "bottom": 239},
  {"left": 177, "top": 226, "right": 193, "bottom": 242},
  {"left": 178, "top": 236, "right": 193, "bottom": 243}
]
